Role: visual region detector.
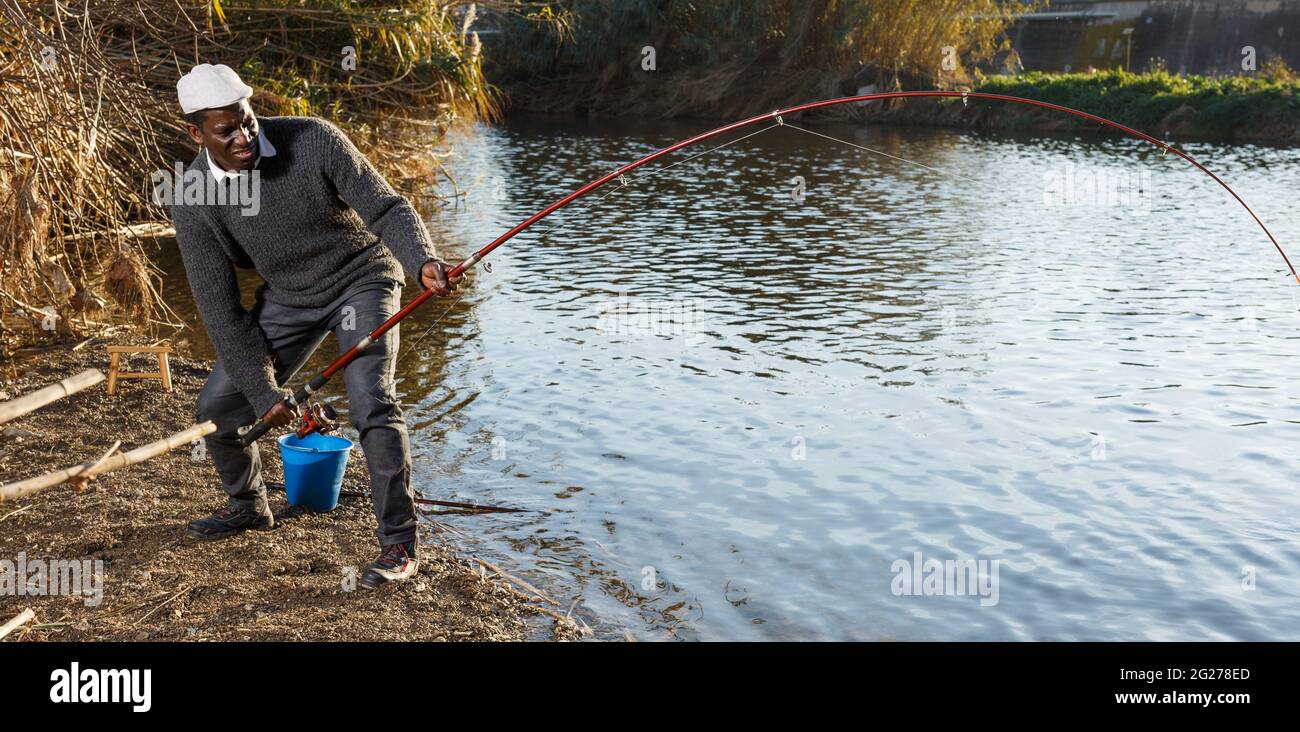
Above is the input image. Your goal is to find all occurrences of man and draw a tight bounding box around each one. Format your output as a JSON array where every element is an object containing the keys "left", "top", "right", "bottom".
[{"left": 167, "top": 63, "right": 460, "bottom": 589}]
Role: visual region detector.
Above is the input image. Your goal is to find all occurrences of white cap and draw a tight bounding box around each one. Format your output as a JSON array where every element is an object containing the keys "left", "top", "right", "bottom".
[{"left": 177, "top": 63, "right": 254, "bottom": 115}]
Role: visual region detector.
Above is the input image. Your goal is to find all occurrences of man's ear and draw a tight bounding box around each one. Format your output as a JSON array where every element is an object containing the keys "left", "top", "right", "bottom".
[{"left": 183, "top": 121, "right": 204, "bottom": 147}]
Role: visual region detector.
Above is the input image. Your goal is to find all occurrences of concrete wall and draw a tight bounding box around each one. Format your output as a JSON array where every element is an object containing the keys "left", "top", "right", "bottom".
[{"left": 1008, "top": 1, "right": 1299, "bottom": 74}]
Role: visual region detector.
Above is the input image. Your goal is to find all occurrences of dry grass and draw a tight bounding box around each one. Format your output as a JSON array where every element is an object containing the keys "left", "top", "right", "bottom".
[
  {"left": 0, "top": 1, "right": 533, "bottom": 353},
  {"left": 0, "top": 1, "right": 176, "bottom": 353}
]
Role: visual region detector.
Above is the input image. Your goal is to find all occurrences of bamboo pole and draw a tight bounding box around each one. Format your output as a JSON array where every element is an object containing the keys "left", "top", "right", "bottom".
[
  {"left": 0, "top": 421, "right": 216, "bottom": 502},
  {"left": 0, "top": 608, "right": 35, "bottom": 641},
  {"left": 0, "top": 369, "right": 104, "bottom": 424}
]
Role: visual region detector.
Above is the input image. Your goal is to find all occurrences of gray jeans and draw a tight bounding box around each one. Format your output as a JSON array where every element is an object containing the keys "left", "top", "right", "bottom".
[{"left": 194, "top": 277, "right": 416, "bottom": 547}]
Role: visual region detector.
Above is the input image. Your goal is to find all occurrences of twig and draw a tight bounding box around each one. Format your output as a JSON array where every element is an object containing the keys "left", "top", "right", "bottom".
[
  {"left": 415, "top": 497, "right": 527, "bottom": 513},
  {"left": 68, "top": 440, "right": 121, "bottom": 492},
  {"left": 475, "top": 558, "right": 558, "bottom": 607},
  {"left": 0, "top": 504, "right": 33, "bottom": 522},
  {"left": 475, "top": 560, "right": 593, "bottom": 638},
  {"left": 131, "top": 583, "right": 191, "bottom": 627},
  {"left": 0, "top": 608, "right": 35, "bottom": 640},
  {"left": 60, "top": 222, "right": 174, "bottom": 242},
  {"left": 98, "top": 589, "right": 177, "bottom": 619},
  {"left": 263, "top": 482, "right": 527, "bottom": 513},
  {"left": 0, "top": 291, "right": 117, "bottom": 329},
  {"left": 481, "top": 577, "right": 583, "bottom": 634},
  {"left": 531, "top": 604, "right": 573, "bottom": 625},
  {"left": 426, "top": 518, "right": 471, "bottom": 540}
]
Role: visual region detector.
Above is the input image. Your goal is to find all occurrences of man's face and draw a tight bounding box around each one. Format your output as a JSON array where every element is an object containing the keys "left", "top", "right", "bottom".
[{"left": 184, "top": 99, "right": 260, "bottom": 171}]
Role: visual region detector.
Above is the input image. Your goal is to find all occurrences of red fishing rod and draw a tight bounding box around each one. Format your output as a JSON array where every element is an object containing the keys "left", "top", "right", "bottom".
[{"left": 239, "top": 90, "right": 1294, "bottom": 446}]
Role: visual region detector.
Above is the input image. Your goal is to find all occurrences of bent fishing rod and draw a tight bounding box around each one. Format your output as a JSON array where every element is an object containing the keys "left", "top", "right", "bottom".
[{"left": 238, "top": 90, "right": 1295, "bottom": 446}]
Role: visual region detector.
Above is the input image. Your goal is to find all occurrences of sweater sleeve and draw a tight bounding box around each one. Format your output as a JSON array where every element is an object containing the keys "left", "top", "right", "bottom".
[
  {"left": 172, "top": 206, "right": 290, "bottom": 417},
  {"left": 314, "top": 120, "right": 439, "bottom": 285}
]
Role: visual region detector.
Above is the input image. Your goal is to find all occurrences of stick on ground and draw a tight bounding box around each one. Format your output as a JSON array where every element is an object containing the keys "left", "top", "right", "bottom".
[
  {"left": 0, "top": 608, "right": 35, "bottom": 640},
  {"left": 0, "top": 421, "right": 216, "bottom": 502},
  {"left": 0, "top": 368, "right": 104, "bottom": 424}
]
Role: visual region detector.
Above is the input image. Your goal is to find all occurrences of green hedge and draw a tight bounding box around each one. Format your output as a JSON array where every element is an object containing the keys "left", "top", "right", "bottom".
[{"left": 963, "top": 69, "right": 1300, "bottom": 139}]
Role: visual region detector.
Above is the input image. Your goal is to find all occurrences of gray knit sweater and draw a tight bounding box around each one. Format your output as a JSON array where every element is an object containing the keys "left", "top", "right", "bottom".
[{"left": 167, "top": 116, "right": 438, "bottom": 416}]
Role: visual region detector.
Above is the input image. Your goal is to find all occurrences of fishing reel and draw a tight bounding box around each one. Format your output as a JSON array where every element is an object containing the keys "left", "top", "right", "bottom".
[{"left": 296, "top": 401, "right": 339, "bottom": 439}]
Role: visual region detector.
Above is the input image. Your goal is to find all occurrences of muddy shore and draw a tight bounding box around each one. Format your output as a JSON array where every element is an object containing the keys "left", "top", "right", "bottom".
[{"left": 0, "top": 334, "right": 581, "bottom": 642}]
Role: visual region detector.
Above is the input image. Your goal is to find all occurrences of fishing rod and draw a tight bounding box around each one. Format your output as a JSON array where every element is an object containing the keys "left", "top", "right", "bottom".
[{"left": 238, "top": 90, "right": 1294, "bottom": 446}]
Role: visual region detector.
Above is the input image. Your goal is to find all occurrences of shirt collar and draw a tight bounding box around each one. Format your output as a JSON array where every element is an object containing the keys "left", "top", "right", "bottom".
[{"left": 205, "top": 130, "right": 277, "bottom": 181}]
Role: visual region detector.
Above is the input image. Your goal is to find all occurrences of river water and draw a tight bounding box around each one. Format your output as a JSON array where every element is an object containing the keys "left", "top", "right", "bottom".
[{"left": 159, "top": 113, "right": 1300, "bottom": 641}]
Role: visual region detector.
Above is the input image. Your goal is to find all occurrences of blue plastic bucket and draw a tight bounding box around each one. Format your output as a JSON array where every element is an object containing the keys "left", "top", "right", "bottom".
[{"left": 277, "top": 432, "right": 353, "bottom": 512}]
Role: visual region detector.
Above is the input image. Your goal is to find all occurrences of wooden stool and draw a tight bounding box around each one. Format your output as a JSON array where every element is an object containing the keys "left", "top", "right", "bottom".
[{"left": 106, "top": 345, "right": 172, "bottom": 395}]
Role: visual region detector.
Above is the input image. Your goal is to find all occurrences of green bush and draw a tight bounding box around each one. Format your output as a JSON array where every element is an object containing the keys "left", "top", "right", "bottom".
[{"left": 969, "top": 69, "right": 1300, "bottom": 137}]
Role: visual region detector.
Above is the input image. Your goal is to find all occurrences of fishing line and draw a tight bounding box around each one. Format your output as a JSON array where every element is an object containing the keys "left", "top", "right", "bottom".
[
  {"left": 780, "top": 121, "right": 980, "bottom": 183},
  {"left": 396, "top": 121, "right": 736, "bottom": 359},
  {"left": 404, "top": 121, "right": 782, "bottom": 365},
  {"left": 405, "top": 287, "right": 468, "bottom": 352},
  {"left": 395, "top": 131, "right": 748, "bottom": 375},
  {"left": 326, "top": 289, "right": 468, "bottom": 411},
  {"left": 403, "top": 127, "right": 730, "bottom": 358},
  {"left": 591, "top": 121, "right": 783, "bottom": 202},
  {"left": 387, "top": 123, "right": 788, "bottom": 473}
]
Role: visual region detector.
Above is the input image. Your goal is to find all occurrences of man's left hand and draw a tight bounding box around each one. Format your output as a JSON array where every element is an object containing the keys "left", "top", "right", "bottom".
[{"left": 420, "top": 259, "right": 463, "bottom": 296}]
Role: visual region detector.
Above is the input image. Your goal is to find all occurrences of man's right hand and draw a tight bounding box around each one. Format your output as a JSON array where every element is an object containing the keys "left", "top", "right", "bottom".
[
  {"left": 420, "top": 259, "right": 463, "bottom": 296},
  {"left": 261, "top": 399, "right": 300, "bottom": 428}
]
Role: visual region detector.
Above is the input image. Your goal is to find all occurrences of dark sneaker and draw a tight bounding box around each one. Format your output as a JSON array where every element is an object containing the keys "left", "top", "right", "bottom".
[
  {"left": 185, "top": 500, "right": 274, "bottom": 540},
  {"left": 359, "top": 541, "right": 418, "bottom": 589}
]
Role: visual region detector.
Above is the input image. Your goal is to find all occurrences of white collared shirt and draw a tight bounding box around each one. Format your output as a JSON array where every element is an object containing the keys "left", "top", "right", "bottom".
[{"left": 206, "top": 130, "right": 278, "bottom": 181}]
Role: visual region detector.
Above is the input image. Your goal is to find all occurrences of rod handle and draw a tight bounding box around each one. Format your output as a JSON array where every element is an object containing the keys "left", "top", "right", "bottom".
[{"left": 238, "top": 417, "right": 275, "bottom": 448}]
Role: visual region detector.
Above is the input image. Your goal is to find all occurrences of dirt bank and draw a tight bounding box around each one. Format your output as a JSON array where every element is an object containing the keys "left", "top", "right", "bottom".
[{"left": 0, "top": 334, "right": 581, "bottom": 642}]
